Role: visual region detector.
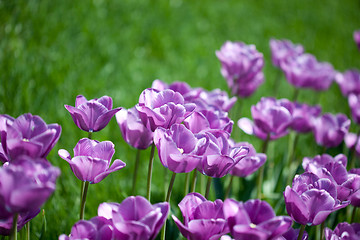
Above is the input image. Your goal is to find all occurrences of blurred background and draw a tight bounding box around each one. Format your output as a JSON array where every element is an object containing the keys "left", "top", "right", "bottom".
[{"left": 1, "top": 0, "right": 359, "bottom": 238}]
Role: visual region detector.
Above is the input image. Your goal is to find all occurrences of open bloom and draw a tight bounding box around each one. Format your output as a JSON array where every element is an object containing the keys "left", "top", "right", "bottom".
[
  {"left": 184, "top": 110, "right": 233, "bottom": 134},
  {"left": 291, "top": 102, "right": 321, "bottom": 133},
  {"left": 116, "top": 107, "right": 153, "bottom": 149},
  {"left": 196, "top": 130, "right": 249, "bottom": 178},
  {"left": 0, "top": 157, "right": 60, "bottom": 217},
  {"left": 354, "top": 30, "right": 360, "bottom": 50},
  {"left": 238, "top": 97, "right": 294, "bottom": 140},
  {"left": 229, "top": 141, "right": 266, "bottom": 177},
  {"left": 302, "top": 154, "right": 360, "bottom": 202},
  {"left": 172, "top": 192, "right": 229, "bottom": 240},
  {"left": 312, "top": 113, "right": 350, "bottom": 148},
  {"left": 136, "top": 88, "right": 196, "bottom": 131},
  {"left": 223, "top": 199, "right": 292, "bottom": 240},
  {"left": 153, "top": 124, "right": 204, "bottom": 173},
  {"left": 58, "top": 138, "right": 126, "bottom": 184},
  {"left": 280, "top": 53, "right": 335, "bottom": 91},
  {"left": 325, "top": 222, "right": 360, "bottom": 240},
  {"left": 0, "top": 113, "right": 61, "bottom": 163},
  {"left": 269, "top": 38, "right": 304, "bottom": 68},
  {"left": 335, "top": 70, "right": 360, "bottom": 97},
  {"left": 284, "top": 172, "right": 349, "bottom": 226},
  {"left": 216, "top": 41, "right": 264, "bottom": 97},
  {"left": 65, "top": 95, "right": 121, "bottom": 132},
  {"left": 97, "top": 196, "right": 169, "bottom": 240},
  {"left": 348, "top": 93, "right": 360, "bottom": 124}
]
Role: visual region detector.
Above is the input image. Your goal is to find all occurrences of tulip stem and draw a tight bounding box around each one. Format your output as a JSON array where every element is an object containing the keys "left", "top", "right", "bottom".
[
  {"left": 146, "top": 143, "right": 156, "bottom": 201},
  {"left": 257, "top": 136, "right": 270, "bottom": 199},
  {"left": 190, "top": 169, "right": 197, "bottom": 193},
  {"left": 88, "top": 131, "right": 93, "bottom": 139},
  {"left": 285, "top": 132, "right": 299, "bottom": 186},
  {"left": 320, "top": 221, "right": 325, "bottom": 240},
  {"left": 297, "top": 224, "right": 305, "bottom": 240},
  {"left": 10, "top": 213, "right": 18, "bottom": 240},
  {"left": 224, "top": 175, "right": 234, "bottom": 199},
  {"left": 132, "top": 149, "right": 141, "bottom": 195},
  {"left": 351, "top": 207, "right": 357, "bottom": 223},
  {"left": 26, "top": 222, "right": 30, "bottom": 240},
  {"left": 293, "top": 88, "right": 299, "bottom": 102},
  {"left": 205, "top": 176, "right": 212, "bottom": 199},
  {"left": 161, "top": 172, "right": 177, "bottom": 240},
  {"left": 184, "top": 172, "right": 190, "bottom": 196},
  {"left": 79, "top": 181, "right": 89, "bottom": 220}
]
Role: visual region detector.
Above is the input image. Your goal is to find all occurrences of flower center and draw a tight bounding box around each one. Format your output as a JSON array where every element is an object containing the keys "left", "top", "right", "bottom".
[
  {"left": 250, "top": 223, "right": 257, "bottom": 228},
  {"left": 22, "top": 138, "right": 30, "bottom": 142},
  {"left": 178, "top": 148, "right": 184, "bottom": 154}
]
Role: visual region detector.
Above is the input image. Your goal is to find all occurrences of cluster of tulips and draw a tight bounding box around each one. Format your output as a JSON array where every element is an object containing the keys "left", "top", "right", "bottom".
[{"left": 1, "top": 30, "right": 360, "bottom": 240}]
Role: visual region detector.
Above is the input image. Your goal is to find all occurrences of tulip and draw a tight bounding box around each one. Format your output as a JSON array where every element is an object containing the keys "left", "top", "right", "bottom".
[
  {"left": 290, "top": 102, "right": 321, "bottom": 133},
  {"left": 136, "top": 88, "right": 196, "bottom": 131},
  {"left": 58, "top": 138, "right": 125, "bottom": 184},
  {"left": 348, "top": 168, "right": 360, "bottom": 207},
  {"left": 335, "top": 70, "right": 360, "bottom": 97},
  {"left": 280, "top": 53, "right": 335, "bottom": 91},
  {"left": 172, "top": 192, "right": 229, "bottom": 240},
  {"left": 153, "top": 124, "right": 203, "bottom": 173},
  {"left": 216, "top": 41, "right": 264, "bottom": 97},
  {"left": 0, "top": 157, "right": 60, "bottom": 217},
  {"left": 184, "top": 110, "right": 233, "bottom": 134},
  {"left": 348, "top": 93, "right": 360, "bottom": 124},
  {"left": 325, "top": 222, "right": 360, "bottom": 240},
  {"left": 115, "top": 107, "right": 153, "bottom": 150},
  {"left": 269, "top": 38, "right": 304, "bottom": 68},
  {"left": 312, "top": 113, "right": 350, "bottom": 148},
  {"left": 277, "top": 228, "right": 309, "bottom": 240},
  {"left": 223, "top": 198, "right": 292, "bottom": 240},
  {"left": 64, "top": 95, "right": 121, "bottom": 132},
  {"left": 0, "top": 209, "right": 40, "bottom": 236},
  {"left": 354, "top": 30, "right": 360, "bottom": 50},
  {"left": 0, "top": 113, "right": 61, "bottom": 163},
  {"left": 238, "top": 97, "right": 294, "bottom": 140},
  {"left": 98, "top": 196, "right": 169, "bottom": 240},
  {"left": 284, "top": 172, "right": 349, "bottom": 226}
]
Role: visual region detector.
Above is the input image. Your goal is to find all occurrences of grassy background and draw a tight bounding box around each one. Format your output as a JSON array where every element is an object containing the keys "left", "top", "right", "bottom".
[{"left": 1, "top": 0, "right": 360, "bottom": 239}]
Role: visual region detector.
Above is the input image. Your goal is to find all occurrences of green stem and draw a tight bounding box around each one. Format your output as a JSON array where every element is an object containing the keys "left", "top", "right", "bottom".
[
  {"left": 10, "top": 213, "right": 18, "bottom": 240},
  {"left": 257, "top": 136, "right": 270, "bottom": 199},
  {"left": 286, "top": 133, "right": 299, "bottom": 186},
  {"left": 146, "top": 143, "right": 156, "bottom": 201},
  {"left": 79, "top": 181, "right": 89, "bottom": 220},
  {"left": 205, "top": 176, "right": 212, "bottom": 199},
  {"left": 88, "top": 131, "right": 93, "bottom": 139},
  {"left": 26, "top": 222, "right": 30, "bottom": 240},
  {"left": 320, "top": 221, "right": 325, "bottom": 240},
  {"left": 184, "top": 172, "right": 190, "bottom": 196},
  {"left": 293, "top": 88, "right": 300, "bottom": 102},
  {"left": 132, "top": 149, "right": 141, "bottom": 195},
  {"left": 297, "top": 224, "right": 306, "bottom": 240},
  {"left": 224, "top": 175, "right": 234, "bottom": 199},
  {"left": 190, "top": 170, "right": 197, "bottom": 193},
  {"left": 351, "top": 207, "right": 357, "bottom": 223},
  {"left": 161, "top": 172, "right": 177, "bottom": 240}
]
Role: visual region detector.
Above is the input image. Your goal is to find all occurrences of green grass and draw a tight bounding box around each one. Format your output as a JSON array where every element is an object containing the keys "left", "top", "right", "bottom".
[{"left": 1, "top": 0, "right": 360, "bottom": 239}]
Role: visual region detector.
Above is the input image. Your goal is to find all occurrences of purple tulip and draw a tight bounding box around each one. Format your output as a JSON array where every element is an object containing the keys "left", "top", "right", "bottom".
[
  {"left": 354, "top": 30, "right": 360, "bottom": 50},
  {"left": 59, "top": 217, "right": 113, "bottom": 240},
  {"left": 275, "top": 228, "right": 309, "bottom": 240},
  {"left": 115, "top": 107, "right": 153, "bottom": 149},
  {"left": 0, "top": 209, "right": 40, "bottom": 235},
  {"left": 229, "top": 141, "right": 266, "bottom": 177},
  {"left": 58, "top": 138, "right": 126, "bottom": 184},
  {"left": 312, "top": 113, "right": 350, "bottom": 148},
  {"left": 344, "top": 132, "right": 360, "bottom": 155},
  {"left": 196, "top": 130, "right": 249, "bottom": 178},
  {"left": 269, "top": 38, "right": 304, "bottom": 68},
  {"left": 302, "top": 154, "right": 360, "bottom": 202},
  {"left": 238, "top": 97, "right": 294, "bottom": 140},
  {"left": 153, "top": 124, "right": 203, "bottom": 173},
  {"left": 0, "top": 113, "right": 61, "bottom": 163},
  {"left": 64, "top": 95, "right": 121, "bottom": 132},
  {"left": 0, "top": 157, "right": 60, "bottom": 216},
  {"left": 280, "top": 53, "right": 335, "bottom": 91},
  {"left": 348, "top": 168, "right": 360, "bottom": 207},
  {"left": 184, "top": 110, "right": 233, "bottom": 134},
  {"left": 136, "top": 88, "right": 196, "bottom": 131},
  {"left": 291, "top": 102, "right": 321, "bottom": 133},
  {"left": 97, "top": 196, "right": 169, "bottom": 240},
  {"left": 284, "top": 172, "right": 349, "bottom": 226},
  {"left": 325, "top": 222, "right": 360, "bottom": 240},
  {"left": 216, "top": 41, "right": 264, "bottom": 97},
  {"left": 172, "top": 192, "right": 229, "bottom": 240},
  {"left": 223, "top": 199, "right": 292, "bottom": 240},
  {"left": 348, "top": 93, "right": 360, "bottom": 124},
  {"left": 335, "top": 70, "right": 360, "bottom": 97}
]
